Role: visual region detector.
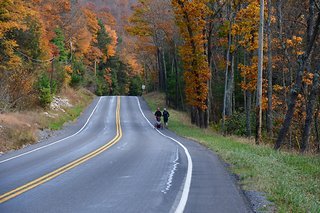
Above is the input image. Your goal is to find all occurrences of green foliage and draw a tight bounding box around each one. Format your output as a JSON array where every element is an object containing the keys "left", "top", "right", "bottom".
[
  {"left": 129, "top": 75, "right": 143, "bottom": 96},
  {"left": 51, "top": 28, "right": 68, "bottom": 62},
  {"left": 97, "top": 19, "right": 111, "bottom": 56},
  {"left": 12, "top": 16, "right": 43, "bottom": 60},
  {"left": 95, "top": 55, "right": 130, "bottom": 96},
  {"left": 36, "top": 73, "right": 55, "bottom": 107},
  {"left": 95, "top": 76, "right": 110, "bottom": 96},
  {"left": 70, "top": 60, "right": 86, "bottom": 87},
  {"left": 224, "top": 111, "right": 255, "bottom": 136}
]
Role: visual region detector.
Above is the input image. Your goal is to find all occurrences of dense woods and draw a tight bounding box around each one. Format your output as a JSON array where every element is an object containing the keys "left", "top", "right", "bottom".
[
  {"left": 127, "top": 0, "right": 320, "bottom": 153},
  {"left": 0, "top": 0, "right": 143, "bottom": 112},
  {"left": 1, "top": 0, "right": 320, "bottom": 153}
]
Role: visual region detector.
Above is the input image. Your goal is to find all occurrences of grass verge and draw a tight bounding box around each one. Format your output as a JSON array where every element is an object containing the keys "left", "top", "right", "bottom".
[{"left": 144, "top": 92, "right": 320, "bottom": 213}]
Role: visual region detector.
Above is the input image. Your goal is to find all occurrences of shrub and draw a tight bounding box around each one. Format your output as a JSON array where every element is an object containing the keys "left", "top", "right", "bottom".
[
  {"left": 224, "top": 111, "right": 255, "bottom": 136},
  {"left": 36, "top": 73, "right": 55, "bottom": 107}
]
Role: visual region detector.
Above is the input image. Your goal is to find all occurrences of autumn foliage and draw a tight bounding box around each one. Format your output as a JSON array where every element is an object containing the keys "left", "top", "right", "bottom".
[
  {"left": 0, "top": 0, "right": 143, "bottom": 111},
  {"left": 172, "top": 0, "right": 211, "bottom": 112}
]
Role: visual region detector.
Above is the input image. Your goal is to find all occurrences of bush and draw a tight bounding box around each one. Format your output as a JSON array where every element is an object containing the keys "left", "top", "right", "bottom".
[
  {"left": 224, "top": 111, "right": 255, "bottom": 136},
  {"left": 39, "top": 87, "right": 52, "bottom": 106}
]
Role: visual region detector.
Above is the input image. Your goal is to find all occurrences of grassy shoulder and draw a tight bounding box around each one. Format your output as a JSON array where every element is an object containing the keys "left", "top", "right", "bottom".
[
  {"left": 143, "top": 92, "right": 320, "bottom": 213},
  {"left": 0, "top": 88, "right": 94, "bottom": 152}
]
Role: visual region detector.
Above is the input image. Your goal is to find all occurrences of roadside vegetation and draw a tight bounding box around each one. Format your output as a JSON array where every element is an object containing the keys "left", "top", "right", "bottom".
[
  {"left": 144, "top": 92, "right": 320, "bottom": 213},
  {"left": 0, "top": 1, "right": 141, "bottom": 153},
  {"left": 0, "top": 88, "right": 94, "bottom": 153}
]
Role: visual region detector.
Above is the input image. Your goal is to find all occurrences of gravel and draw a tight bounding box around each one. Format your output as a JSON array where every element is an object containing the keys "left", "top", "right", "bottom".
[{"left": 244, "top": 190, "right": 276, "bottom": 212}]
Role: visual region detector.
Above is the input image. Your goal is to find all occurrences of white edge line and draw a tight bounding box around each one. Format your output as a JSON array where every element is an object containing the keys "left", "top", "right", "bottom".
[
  {"left": 0, "top": 97, "right": 103, "bottom": 164},
  {"left": 136, "top": 97, "right": 192, "bottom": 213}
]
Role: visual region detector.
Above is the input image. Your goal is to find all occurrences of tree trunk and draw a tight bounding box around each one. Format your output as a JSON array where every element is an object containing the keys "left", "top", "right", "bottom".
[
  {"left": 266, "top": 0, "right": 273, "bottom": 137},
  {"left": 222, "top": 16, "right": 233, "bottom": 132},
  {"left": 162, "top": 49, "right": 168, "bottom": 106},
  {"left": 301, "top": 73, "right": 319, "bottom": 152},
  {"left": 174, "top": 50, "right": 179, "bottom": 109},
  {"left": 275, "top": 57, "right": 306, "bottom": 149},
  {"left": 156, "top": 48, "right": 163, "bottom": 91},
  {"left": 246, "top": 90, "right": 252, "bottom": 137},
  {"left": 191, "top": 107, "right": 196, "bottom": 124},
  {"left": 256, "top": 0, "right": 264, "bottom": 145},
  {"left": 275, "top": 8, "right": 320, "bottom": 150},
  {"left": 226, "top": 53, "right": 234, "bottom": 117}
]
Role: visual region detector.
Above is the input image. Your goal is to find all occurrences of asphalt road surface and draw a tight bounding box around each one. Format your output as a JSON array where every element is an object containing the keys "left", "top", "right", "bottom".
[{"left": 0, "top": 96, "right": 251, "bottom": 213}]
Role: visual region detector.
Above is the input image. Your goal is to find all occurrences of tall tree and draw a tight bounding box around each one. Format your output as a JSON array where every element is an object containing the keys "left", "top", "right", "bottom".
[
  {"left": 274, "top": 3, "right": 320, "bottom": 150},
  {"left": 172, "top": 0, "right": 211, "bottom": 128}
]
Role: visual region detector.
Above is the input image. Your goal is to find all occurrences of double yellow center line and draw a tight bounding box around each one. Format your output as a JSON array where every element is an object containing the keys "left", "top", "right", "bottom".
[{"left": 0, "top": 96, "right": 122, "bottom": 203}]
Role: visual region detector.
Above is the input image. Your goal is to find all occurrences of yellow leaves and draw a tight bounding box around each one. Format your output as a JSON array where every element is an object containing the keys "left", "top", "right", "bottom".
[
  {"left": 273, "top": 84, "right": 284, "bottom": 92},
  {"left": 232, "top": 1, "right": 260, "bottom": 51}
]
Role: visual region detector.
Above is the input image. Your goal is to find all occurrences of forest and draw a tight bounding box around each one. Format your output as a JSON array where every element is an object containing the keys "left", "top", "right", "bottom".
[
  {"left": 126, "top": 0, "right": 320, "bottom": 153},
  {"left": 0, "top": 0, "right": 143, "bottom": 111},
  {"left": 1, "top": 0, "right": 320, "bottom": 153}
]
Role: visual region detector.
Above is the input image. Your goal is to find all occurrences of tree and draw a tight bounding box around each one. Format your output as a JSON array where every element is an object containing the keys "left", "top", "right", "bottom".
[
  {"left": 266, "top": 0, "right": 273, "bottom": 137},
  {"left": 274, "top": 4, "right": 320, "bottom": 150},
  {"left": 172, "top": 0, "right": 211, "bottom": 128}
]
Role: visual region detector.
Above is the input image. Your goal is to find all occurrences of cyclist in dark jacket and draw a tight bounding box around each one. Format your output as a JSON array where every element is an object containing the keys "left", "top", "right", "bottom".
[{"left": 163, "top": 108, "right": 170, "bottom": 127}]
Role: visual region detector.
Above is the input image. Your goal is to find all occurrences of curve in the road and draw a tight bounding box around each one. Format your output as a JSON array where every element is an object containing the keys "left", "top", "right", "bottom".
[
  {"left": 0, "top": 97, "right": 122, "bottom": 203},
  {"left": 136, "top": 97, "right": 193, "bottom": 213}
]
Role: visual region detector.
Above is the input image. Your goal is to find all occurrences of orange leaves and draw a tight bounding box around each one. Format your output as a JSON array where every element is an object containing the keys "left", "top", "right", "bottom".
[
  {"left": 232, "top": 1, "right": 260, "bottom": 51},
  {"left": 238, "top": 59, "right": 258, "bottom": 92},
  {"left": 105, "top": 25, "right": 117, "bottom": 58},
  {"left": 303, "top": 72, "right": 314, "bottom": 86},
  {"left": 172, "top": 0, "right": 210, "bottom": 111},
  {"left": 286, "top": 35, "right": 304, "bottom": 56},
  {"left": 82, "top": 7, "right": 99, "bottom": 44}
]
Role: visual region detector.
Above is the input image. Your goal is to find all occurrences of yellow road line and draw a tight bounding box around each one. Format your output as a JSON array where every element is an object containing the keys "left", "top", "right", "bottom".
[{"left": 0, "top": 96, "right": 122, "bottom": 203}]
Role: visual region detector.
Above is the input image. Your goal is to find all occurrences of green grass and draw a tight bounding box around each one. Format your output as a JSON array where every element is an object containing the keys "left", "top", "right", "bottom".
[
  {"left": 144, "top": 92, "right": 320, "bottom": 213},
  {"left": 48, "top": 105, "right": 84, "bottom": 130}
]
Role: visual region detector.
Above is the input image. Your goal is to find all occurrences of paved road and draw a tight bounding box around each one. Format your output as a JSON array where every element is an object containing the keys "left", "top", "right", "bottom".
[{"left": 0, "top": 96, "right": 251, "bottom": 212}]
